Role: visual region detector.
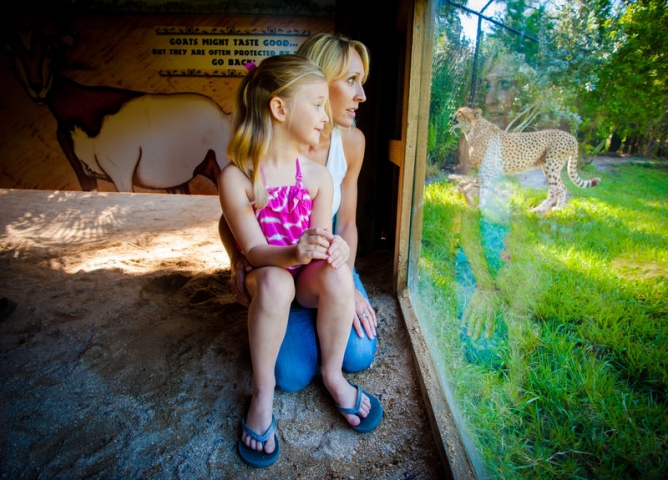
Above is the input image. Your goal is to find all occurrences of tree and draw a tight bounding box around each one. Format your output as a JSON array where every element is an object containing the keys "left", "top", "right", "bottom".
[
  {"left": 427, "top": 3, "right": 476, "bottom": 175},
  {"left": 545, "top": 0, "right": 668, "bottom": 156}
]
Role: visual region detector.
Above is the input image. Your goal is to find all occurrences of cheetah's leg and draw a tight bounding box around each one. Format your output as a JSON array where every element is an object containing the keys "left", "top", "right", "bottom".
[
  {"left": 554, "top": 170, "right": 571, "bottom": 209},
  {"left": 551, "top": 158, "right": 570, "bottom": 210},
  {"left": 531, "top": 164, "right": 559, "bottom": 213}
]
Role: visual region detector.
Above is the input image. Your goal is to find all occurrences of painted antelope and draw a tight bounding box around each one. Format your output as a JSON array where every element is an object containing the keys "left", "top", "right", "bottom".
[{"left": 5, "top": 25, "right": 231, "bottom": 194}]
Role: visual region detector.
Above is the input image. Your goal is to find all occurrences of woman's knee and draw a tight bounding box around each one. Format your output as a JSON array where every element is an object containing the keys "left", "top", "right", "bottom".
[
  {"left": 274, "top": 304, "right": 319, "bottom": 391},
  {"left": 342, "top": 329, "right": 377, "bottom": 373},
  {"left": 352, "top": 268, "right": 370, "bottom": 300},
  {"left": 275, "top": 364, "right": 317, "bottom": 392},
  {"left": 275, "top": 338, "right": 318, "bottom": 391}
]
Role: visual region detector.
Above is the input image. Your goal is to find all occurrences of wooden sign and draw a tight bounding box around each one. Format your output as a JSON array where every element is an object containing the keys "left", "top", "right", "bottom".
[{"left": 153, "top": 26, "right": 312, "bottom": 76}]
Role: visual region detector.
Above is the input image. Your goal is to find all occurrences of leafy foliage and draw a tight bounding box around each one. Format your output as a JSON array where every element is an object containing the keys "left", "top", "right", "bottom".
[
  {"left": 422, "top": 4, "right": 668, "bottom": 475},
  {"left": 429, "top": 0, "right": 668, "bottom": 176},
  {"left": 544, "top": 0, "right": 668, "bottom": 156},
  {"left": 427, "top": 6, "right": 475, "bottom": 175}
]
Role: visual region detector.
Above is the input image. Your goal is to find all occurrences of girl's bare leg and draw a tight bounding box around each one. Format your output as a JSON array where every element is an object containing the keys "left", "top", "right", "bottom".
[
  {"left": 243, "top": 266, "right": 294, "bottom": 453},
  {"left": 296, "top": 261, "right": 371, "bottom": 426}
]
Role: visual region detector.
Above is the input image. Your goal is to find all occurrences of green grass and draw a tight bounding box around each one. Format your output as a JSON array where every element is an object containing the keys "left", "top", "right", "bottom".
[{"left": 413, "top": 162, "right": 668, "bottom": 479}]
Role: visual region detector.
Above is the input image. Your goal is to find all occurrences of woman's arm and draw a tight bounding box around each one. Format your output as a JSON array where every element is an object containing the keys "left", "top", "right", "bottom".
[
  {"left": 339, "top": 127, "right": 377, "bottom": 338},
  {"left": 337, "top": 127, "right": 365, "bottom": 270},
  {"left": 308, "top": 162, "right": 334, "bottom": 232},
  {"left": 308, "top": 161, "right": 349, "bottom": 269},
  {"left": 217, "top": 214, "right": 253, "bottom": 307}
]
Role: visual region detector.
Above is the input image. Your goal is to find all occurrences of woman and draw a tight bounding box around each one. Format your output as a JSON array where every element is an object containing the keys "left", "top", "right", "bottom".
[{"left": 218, "top": 33, "right": 377, "bottom": 392}]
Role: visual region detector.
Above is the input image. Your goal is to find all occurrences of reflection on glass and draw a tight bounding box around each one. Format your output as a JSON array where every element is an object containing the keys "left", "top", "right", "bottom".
[
  {"left": 479, "top": 49, "right": 541, "bottom": 133},
  {"left": 482, "top": 52, "right": 519, "bottom": 130},
  {"left": 411, "top": 2, "right": 668, "bottom": 479}
]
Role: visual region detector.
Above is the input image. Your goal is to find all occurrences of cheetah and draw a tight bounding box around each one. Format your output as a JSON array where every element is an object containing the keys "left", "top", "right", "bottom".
[{"left": 451, "top": 107, "right": 600, "bottom": 213}]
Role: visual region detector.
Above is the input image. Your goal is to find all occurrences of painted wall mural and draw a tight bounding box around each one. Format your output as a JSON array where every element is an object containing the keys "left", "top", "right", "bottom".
[{"left": 0, "top": 11, "right": 334, "bottom": 195}]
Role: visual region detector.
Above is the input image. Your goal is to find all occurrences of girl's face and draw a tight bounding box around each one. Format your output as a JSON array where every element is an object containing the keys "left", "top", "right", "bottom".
[
  {"left": 288, "top": 78, "right": 329, "bottom": 147},
  {"left": 328, "top": 48, "right": 367, "bottom": 128}
]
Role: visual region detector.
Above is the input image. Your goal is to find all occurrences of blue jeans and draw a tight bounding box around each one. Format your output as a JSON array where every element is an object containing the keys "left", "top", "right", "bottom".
[{"left": 274, "top": 268, "right": 377, "bottom": 392}]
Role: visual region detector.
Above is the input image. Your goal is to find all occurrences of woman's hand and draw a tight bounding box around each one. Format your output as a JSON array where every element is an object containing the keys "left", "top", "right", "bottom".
[
  {"left": 352, "top": 289, "right": 377, "bottom": 339},
  {"left": 461, "top": 287, "right": 501, "bottom": 340},
  {"left": 230, "top": 255, "right": 253, "bottom": 308}
]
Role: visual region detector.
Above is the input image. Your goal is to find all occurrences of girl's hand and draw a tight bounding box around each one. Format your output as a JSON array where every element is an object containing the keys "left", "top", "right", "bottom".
[
  {"left": 326, "top": 234, "right": 350, "bottom": 269},
  {"left": 296, "top": 228, "right": 334, "bottom": 265}
]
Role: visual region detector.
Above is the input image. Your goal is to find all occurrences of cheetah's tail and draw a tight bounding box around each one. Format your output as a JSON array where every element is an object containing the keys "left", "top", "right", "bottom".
[{"left": 567, "top": 153, "right": 601, "bottom": 189}]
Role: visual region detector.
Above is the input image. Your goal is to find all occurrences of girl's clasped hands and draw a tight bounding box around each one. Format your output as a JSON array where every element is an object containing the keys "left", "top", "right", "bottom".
[{"left": 295, "top": 228, "right": 349, "bottom": 269}]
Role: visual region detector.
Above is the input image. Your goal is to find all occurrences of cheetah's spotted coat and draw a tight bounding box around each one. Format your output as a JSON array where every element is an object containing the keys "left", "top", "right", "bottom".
[{"left": 451, "top": 107, "right": 600, "bottom": 212}]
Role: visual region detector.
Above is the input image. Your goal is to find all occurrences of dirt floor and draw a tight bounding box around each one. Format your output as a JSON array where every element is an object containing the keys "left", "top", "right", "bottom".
[{"left": 0, "top": 189, "right": 446, "bottom": 479}]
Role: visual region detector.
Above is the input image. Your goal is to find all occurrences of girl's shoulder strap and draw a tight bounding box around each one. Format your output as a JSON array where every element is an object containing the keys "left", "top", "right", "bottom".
[{"left": 295, "top": 158, "right": 303, "bottom": 185}]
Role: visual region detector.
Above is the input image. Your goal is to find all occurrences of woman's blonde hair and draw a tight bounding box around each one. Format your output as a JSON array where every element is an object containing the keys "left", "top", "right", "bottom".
[
  {"left": 297, "top": 32, "right": 370, "bottom": 84},
  {"left": 227, "top": 54, "right": 326, "bottom": 208}
]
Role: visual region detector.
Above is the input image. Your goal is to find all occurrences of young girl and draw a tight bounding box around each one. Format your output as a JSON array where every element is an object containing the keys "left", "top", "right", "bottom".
[{"left": 218, "top": 55, "right": 383, "bottom": 468}]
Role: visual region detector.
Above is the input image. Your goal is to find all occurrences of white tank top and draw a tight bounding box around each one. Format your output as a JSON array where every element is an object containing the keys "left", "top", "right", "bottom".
[{"left": 325, "top": 128, "right": 348, "bottom": 216}]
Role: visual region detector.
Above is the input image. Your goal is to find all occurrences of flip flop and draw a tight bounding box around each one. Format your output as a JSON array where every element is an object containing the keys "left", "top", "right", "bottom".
[
  {"left": 238, "top": 415, "right": 280, "bottom": 468},
  {"left": 335, "top": 383, "right": 383, "bottom": 433}
]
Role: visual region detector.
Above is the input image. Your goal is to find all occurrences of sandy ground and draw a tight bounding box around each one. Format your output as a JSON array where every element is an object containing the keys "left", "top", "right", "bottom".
[{"left": 0, "top": 189, "right": 445, "bottom": 479}]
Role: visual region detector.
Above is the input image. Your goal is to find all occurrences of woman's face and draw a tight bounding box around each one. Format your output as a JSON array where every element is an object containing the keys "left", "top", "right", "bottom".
[
  {"left": 483, "top": 62, "right": 518, "bottom": 129},
  {"left": 328, "top": 48, "right": 367, "bottom": 128}
]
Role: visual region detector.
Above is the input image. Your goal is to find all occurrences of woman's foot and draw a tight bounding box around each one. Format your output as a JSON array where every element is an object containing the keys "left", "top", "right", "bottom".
[
  {"left": 324, "top": 375, "right": 369, "bottom": 427},
  {"left": 323, "top": 375, "right": 382, "bottom": 432}
]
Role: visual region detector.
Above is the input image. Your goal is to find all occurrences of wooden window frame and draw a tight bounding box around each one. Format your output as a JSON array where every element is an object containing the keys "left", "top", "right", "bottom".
[{"left": 392, "top": 1, "right": 477, "bottom": 478}]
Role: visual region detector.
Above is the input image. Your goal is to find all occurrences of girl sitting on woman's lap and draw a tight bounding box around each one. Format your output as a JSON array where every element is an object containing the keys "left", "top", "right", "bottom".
[{"left": 218, "top": 54, "right": 383, "bottom": 469}]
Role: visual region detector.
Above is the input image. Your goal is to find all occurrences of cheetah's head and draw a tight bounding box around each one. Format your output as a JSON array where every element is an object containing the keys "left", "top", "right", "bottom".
[{"left": 450, "top": 107, "right": 483, "bottom": 135}]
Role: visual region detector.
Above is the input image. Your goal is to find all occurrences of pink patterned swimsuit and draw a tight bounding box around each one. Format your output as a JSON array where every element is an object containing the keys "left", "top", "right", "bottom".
[{"left": 254, "top": 159, "right": 313, "bottom": 275}]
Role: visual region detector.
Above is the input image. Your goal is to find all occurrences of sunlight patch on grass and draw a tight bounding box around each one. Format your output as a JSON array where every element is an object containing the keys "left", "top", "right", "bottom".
[{"left": 611, "top": 255, "right": 668, "bottom": 280}]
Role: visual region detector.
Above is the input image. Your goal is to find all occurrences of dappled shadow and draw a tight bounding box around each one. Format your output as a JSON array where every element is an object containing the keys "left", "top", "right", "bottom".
[
  {"left": 0, "top": 190, "right": 444, "bottom": 478},
  {"left": 0, "top": 189, "right": 223, "bottom": 249}
]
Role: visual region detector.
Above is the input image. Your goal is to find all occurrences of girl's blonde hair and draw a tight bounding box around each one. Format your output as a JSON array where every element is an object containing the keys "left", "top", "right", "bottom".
[
  {"left": 297, "top": 32, "right": 370, "bottom": 84},
  {"left": 227, "top": 54, "right": 326, "bottom": 208}
]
